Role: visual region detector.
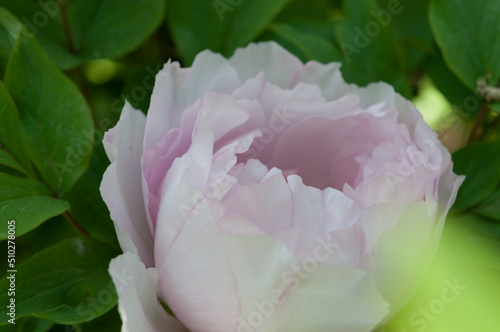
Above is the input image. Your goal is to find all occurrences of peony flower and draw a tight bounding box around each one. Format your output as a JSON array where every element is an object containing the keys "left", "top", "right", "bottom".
[{"left": 101, "top": 42, "right": 463, "bottom": 332}]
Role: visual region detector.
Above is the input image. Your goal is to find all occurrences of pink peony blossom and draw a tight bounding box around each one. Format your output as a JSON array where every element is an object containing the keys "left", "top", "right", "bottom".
[{"left": 102, "top": 42, "right": 463, "bottom": 332}]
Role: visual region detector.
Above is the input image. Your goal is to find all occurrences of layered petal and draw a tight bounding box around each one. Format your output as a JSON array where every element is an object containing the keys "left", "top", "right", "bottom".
[
  {"left": 101, "top": 41, "right": 464, "bottom": 332},
  {"left": 218, "top": 220, "right": 389, "bottom": 331},
  {"left": 144, "top": 52, "right": 242, "bottom": 151},
  {"left": 109, "top": 253, "right": 187, "bottom": 332},
  {"left": 154, "top": 176, "right": 240, "bottom": 332},
  {"left": 101, "top": 104, "right": 154, "bottom": 267},
  {"left": 230, "top": 42, "right": 304, "bottom": 89}
]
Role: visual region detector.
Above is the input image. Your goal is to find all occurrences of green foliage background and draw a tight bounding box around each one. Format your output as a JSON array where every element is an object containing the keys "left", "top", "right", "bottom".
[{"left": 0, "top": 0, "right": 499, "bottom": 331}]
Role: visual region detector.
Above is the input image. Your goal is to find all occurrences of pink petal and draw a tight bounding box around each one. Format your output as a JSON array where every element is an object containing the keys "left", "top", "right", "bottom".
[
  {"left": 101, "top": 104, "right": 154, "bottom": 267},
  {"left": 144, "top": 52, "right": 241, "bottom": 152},
  {"left": 267, "top": 265, "right": 389, "bottom": 332},
  {"left": 109, "top": 253, "right": 187, "bottom": 332},
  {"left": 218, "top": 223, "right": 389, "bottom": 331},
  {"left": 296, "top": 60, "right": 355, "bottom": 100},
  {"left": 221, "top": 173, "right": 292, "bottom": 233},
  {"left": 359, "top": 199, "right": 438, "bottom": 310},
  {"left": 155, "top": 184, "right": 240, "bottom": 332},
  {"left": 230, "top": 42, "right": 304, "bottom": 89}
]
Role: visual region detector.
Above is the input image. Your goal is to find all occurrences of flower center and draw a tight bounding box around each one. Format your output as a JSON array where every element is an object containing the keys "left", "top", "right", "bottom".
[{"left": 238, "top": 114, "right": 388, "bottom": 190}]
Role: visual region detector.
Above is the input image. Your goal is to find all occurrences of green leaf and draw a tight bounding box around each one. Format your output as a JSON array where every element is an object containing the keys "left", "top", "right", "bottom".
[
  {"left": 0, "top": 173, "right": 69, "bottom": 239},
  {"left": 0, "top": 8, "right": 22, "bottom": 76},
  {"left": 275, "top": 0, "right": 333, "bottom": 22},
  {"left": 168, "top": 0, "right": 292, "bottom": 64},
  {"left": 490, "top": 102, "right": 500, "bottom": 115},
  {"left": 0, "top": 216, "right": 76, "bottom": 274},
  {"left": 18, "top": 316, "right": 54, "bottom": 332},
  {"left": 0, "top": 150, "right": 27, "bottom": 175},
  {"left": 424, "top": 53, "right": 480, "bottom": 118},
  {"left": 429, "top": 0, "right": 500, "bottom": 90},
  {"left": 335, "top": 0, "right": 411, "bottom": 97},
  {"left": 0, "top": 316, "right": 53, "bottom": 332},
  {"left": 451, "top": 140, "right": 500, "bottom": 212},
  {"left": 475, "top": 188, "right": 500, "bottom": 220},
  {"left": 0, "top": 0, "right": 165, "bottom": 69},
  {"left": 0, "top": 237, "right": 119, "bottom": 325},
  {"left": 263, "top": 22, "right": 343, "bottom": 64},
  {"left": 4, "top": 26, "right": 94, "bottom": 195},
  {"left": 0, "top": 82, "right": 32, "bottom": 174},
  {"left": 66, "top": 306, "right": 122, "bottom": 332},
  {"left": 377, "top": 0, "right": 434, "bottom": 70}
]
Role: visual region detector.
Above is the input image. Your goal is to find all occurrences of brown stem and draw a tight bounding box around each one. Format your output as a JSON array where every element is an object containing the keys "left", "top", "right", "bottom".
[
  {"left": 60, "top": 2, "right": 77, "bottom": 54},
  {"left": 467, "top": 104, "right": 489, "bottom": 143},
  {"left": 64, "top": 211, "right": 90, "bottom": 236}
]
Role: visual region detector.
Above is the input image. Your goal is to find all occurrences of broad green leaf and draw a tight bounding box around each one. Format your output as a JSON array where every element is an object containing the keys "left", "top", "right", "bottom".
[
  {"left": 490, "top": 102, "right": 500, "bottom": 115},
  {"left": 0, "top": 237, "right": 119, "bottom": 325},
  {"left": 263, "top": 22, "right": 343, "bottom": 64},
  {"left": 0, "top": 216, "right": 76, "bottom": 274},
  {"left": 0, "top": 0, "right": 165, "bottom": 69},
  {"left": 63, "top": 145, "right": 118, "bottom": 246},
  {"left": 429, "top": 0, "right": 500, "bottom": 90},
  {"left": 475, "top": 188, "right": 500, "bottom": 220},
  {"left": 4, "top": 26, "right": 94, "bottom": 195},
  {"left": 335, "top": 0, "right": 411, "bottom": 97},
  {"left": 59, "top": 306, "right": 122, "bottom": 332},
  {"left": 0, "top": 22, "right": 13, "bottom": 60},
  {"left": 378, "top": 0, "right": 434, "bottom": 70},
  {"left": 0, "top": 82, "right": 32, "bottom": 174},
  {"left": 168, "top": 0, "right": 292, "bottom": 64},
  {"left": 0, "top": 149, "right": 26, "bottom": 175},
  {"left": 424, "top": 53, "right": 480, "bottom": 118},
  {"left": 275, "top": 0, "right": 333, "bottom": 22},
  {"left": 0, "top": 8, "right": 22, "bottom": 76},
  {"left": 0, "top": 316, "right": 53, "bottom": 332},
  {"left": 0, "top": 8, "right": 21, "bottom": 47},
  {"left": 0, "top": 173, "right": 69, "bottom": 239},
  {"left": 451, "top": 140, "right": 500, "bottom": 211},
  {"left": 18, "top": 317, "right": 53, "bottom": 332}
]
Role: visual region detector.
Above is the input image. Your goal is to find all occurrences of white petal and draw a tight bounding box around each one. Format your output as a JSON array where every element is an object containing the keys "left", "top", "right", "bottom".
[
  {"left": 109, "top": 253, "right": 187, "bottom": 332},
  {"left": 360, "top": 199, "right": 439, "bottom": 311},
  {"left": 219, "top": 224, "right": 389, "bottom": 331},
  {"left": 230, "top": 42, "right": 304, "bottom": 89},
  {"left": 231, "top": 72, "right": 326, "bottom": 114},
  {"left": 144, "top": 52, "right": 241, "bottom": 152},
  {"left": 155, "top": 185, "right": 240, "bottom": 332},
  {"left": 268, "top": 265, "right": 389, "bottom": 332},
  {"left": 221, "top": 173, "right": 293, "bottom": 233},
  {"left": 101, "top": 103, "right": 154, "bottom": 267},
  {"left": 296, "top": 60, "right": 355, "bottom": 101}
]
